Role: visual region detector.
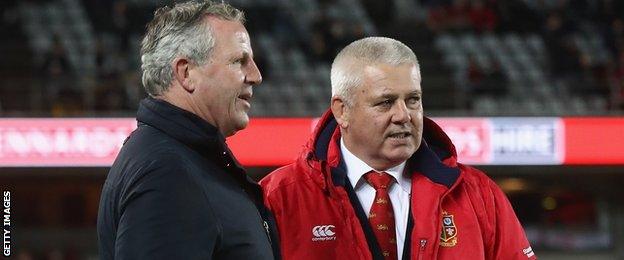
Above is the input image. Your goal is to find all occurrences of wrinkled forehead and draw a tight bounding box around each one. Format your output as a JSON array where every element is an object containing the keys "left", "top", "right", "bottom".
[
  {"left": 410, "top": 64, "right": 421, "bottom": 82},
  {"left": 206, "top": 17, "right": 251, "bottom": 47},
  {"left": 363, "top": 63, "right": 421, "bottom": 85},
  {"left": 234, "top": 30, "right": 251, "bottom": 46},
  {"left": 209, "top": 28, "right": 254, "bottom": 64}
]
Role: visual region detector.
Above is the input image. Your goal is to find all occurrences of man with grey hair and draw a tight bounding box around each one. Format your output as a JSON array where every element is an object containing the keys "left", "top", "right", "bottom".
[
  {"left": 97, "top": 1, "right": 280, "bottom": 259},
  {"left": 261, "top": 37, "right": 534, "bottom": 260}
]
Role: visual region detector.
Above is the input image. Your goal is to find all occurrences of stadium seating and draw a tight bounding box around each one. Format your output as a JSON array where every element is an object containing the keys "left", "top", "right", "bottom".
[{"left": 0, "top": 0, "right": 621, "bottom": 116}]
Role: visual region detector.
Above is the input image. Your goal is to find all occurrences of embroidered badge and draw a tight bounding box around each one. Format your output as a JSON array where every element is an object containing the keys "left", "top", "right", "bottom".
[
  {"left": 312, "top": 225, "right": 336, "bottom": 241},
  {"left": 440, "top": 211, "right": 458, "bottom": 247}
]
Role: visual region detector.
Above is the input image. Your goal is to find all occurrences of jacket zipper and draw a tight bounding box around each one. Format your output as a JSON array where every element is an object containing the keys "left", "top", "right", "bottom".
[
  {"left": 417, "top": 239, "right": 427, "bottom": 260},
  {"left": 263, "top": 220, "right": 272, "bottom": 245}
]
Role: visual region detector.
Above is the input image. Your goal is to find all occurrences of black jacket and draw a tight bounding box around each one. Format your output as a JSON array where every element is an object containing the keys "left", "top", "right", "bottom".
[{"left": 97, "top": 98, "right": 280, "bottom": 259}]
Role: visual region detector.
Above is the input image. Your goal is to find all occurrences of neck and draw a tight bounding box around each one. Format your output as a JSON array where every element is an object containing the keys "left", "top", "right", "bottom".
[{"left": 157, "top": 87, "right": 220, "bottom": 133}]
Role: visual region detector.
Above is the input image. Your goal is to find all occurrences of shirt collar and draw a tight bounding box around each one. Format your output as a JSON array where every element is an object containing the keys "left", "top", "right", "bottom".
[{"left": 340, "top": 137, "right": 411, "bottom": 193}]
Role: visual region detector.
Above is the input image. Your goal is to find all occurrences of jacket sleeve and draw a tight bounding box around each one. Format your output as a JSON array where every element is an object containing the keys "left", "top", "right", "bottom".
[
  {"left": 115, "top": 161, "right": 220, "bottom": 259},
  {"left": 260, "top": 176, "right": 286, "bottom": 260},
  {"left": 261, "top": 193, "right": 283, "bottom": 260},
  {"left": 487, "top": 179, "right": 537, "bottom": 260}
]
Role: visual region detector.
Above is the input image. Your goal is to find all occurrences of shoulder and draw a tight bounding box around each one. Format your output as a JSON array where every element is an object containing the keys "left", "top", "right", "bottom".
[
  {"left": 106, "top": 152, "right": 200, "bottom": 212},
  {"left": 105, "top": 129, "right": 200, "bottom": 203},
  {"left": 455, "top": 163, "right": 505, "bottom": 200},
  {"left": 122, "top": 124, "right": 190, "bottom": 158},
  {"left": 113, "top": 123, "right": 197, "bottom": 177},
  {"left": 454, "top": 164, "right": 518, "bottom": 224},
  {"left": 111, "top": 150, "right": 218, "bottom": 223},
  {"left": 457, "top": 164, "right": 495, "bottom": 186},
  {"left": 260, "top": 163, "right": 308, "bottom": 194},
  {"left": 260, "top": 157, "right": 329, "bottom": 201}
]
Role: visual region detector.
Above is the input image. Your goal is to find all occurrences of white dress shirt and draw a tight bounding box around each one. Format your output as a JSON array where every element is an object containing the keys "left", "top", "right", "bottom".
[{"left": 340, "top": 138, "right": 412, "bottom": 259}]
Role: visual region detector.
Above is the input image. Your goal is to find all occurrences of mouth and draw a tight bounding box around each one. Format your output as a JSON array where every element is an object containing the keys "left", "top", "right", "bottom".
[
  {"left": 238, "top": 92, "right": 252, "bottom": 102},
  {"left": 387, "top": 131, "right": 412, "bottom": 139}
]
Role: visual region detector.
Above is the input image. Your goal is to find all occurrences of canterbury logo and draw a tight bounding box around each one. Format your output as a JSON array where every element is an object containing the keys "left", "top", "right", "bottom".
[
  {"left": 311, "top": 225, "right": 336, "bottom": 241},
  {"left": 522, "top": 246, "right": 535, "bottom": 258}
]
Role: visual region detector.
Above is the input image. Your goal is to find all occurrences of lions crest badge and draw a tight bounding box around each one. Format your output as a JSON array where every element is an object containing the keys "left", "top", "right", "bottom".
[{"left": 440, "top": 211, "right": 458, "bottom": 247}]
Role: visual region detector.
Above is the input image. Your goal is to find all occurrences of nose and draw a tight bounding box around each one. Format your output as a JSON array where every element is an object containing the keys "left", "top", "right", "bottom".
[
  {"left": 392, "top": 101, "right": 411, "bottom": 124},
  {"left": 245, "top": 58, "right": 263, "bottom": 86}
]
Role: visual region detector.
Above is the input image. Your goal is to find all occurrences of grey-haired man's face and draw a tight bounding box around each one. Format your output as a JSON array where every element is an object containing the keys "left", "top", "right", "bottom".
[
  {"left": 188, "top": 17, "right": 262, "bottom": 136},
  {"left": 340, "top": 63, "right": 423, "bottom": 170}
]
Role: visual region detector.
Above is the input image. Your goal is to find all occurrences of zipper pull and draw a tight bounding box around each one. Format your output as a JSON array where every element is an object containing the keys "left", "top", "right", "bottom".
[
  {"left": 263, "top": 220, "right": 272, "bottom": 244},
  {"left": 418, "top": 239, "right": 427, "bottom": 260}
]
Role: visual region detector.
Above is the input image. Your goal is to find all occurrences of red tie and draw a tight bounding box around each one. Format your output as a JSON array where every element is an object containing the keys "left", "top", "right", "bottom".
[{"left": 364, "top": 171, "right": 397, "bottom": 260}]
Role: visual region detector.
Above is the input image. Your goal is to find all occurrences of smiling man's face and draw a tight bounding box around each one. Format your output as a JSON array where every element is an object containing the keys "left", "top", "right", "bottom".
[
  {"left": 188, "top": 17, "right": 262, "bottom": 137},
  {"left": 339, "top": 62, "right": 423, "bottom": 170}
]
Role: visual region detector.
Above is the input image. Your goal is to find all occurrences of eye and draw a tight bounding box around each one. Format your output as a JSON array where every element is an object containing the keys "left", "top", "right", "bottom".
[
  {"left": 376, "top": 100, "right": 393, "bottom": 107},
  {"left": 407, "top": 96, "right": 421, "bottom": 104},
  {"left": 233, "top": 53, "right": 251, "bottom": 66},
  {"left": 231, "top": 54, "right": 247, "bottom": 65}
]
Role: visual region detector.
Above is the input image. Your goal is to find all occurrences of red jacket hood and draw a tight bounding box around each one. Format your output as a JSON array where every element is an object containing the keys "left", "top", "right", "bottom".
[{"left": 291, "top": 109, "right": 462, "bottom": 194}]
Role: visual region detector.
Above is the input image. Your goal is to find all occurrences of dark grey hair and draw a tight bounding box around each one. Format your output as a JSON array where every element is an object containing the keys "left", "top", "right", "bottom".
[{"left": 140, "top": 0, "right": 245, "bottom": 96}]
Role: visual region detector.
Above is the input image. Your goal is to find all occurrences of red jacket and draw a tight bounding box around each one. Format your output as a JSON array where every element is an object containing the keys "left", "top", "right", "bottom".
[{"left": 260, "top": 110, "right": 536, "bottom": 260}]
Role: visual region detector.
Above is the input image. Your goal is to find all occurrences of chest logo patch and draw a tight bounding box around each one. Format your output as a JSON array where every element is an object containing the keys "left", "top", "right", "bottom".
[
  {"left": 312, "top": 225, "right": 336, "bottom": 241},
  {"left": 440, "top": 211, "right": 458, "bottom": 247}
]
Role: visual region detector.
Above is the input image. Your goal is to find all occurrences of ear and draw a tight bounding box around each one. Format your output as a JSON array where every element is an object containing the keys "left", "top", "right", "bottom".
[
  {"left": 331, "top": 97, "right": 349, "bottom": 129},
  {"left": 172, "top": 57, "right": 195, "bottom": 93}
]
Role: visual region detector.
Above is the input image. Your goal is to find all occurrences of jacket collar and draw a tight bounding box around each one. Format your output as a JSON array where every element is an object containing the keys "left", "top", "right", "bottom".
[
  {"left": 136, "top": 97, "right": 244, "bottom": 170},
  {"left": 306, "top": 109, "right": 460, "bottom": 189},
  {"left": 137, "top": 97, "right": 224, "bottom": 150}
]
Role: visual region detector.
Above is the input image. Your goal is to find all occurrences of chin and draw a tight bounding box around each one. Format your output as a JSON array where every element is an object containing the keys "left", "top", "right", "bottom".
[
  {"left": 234, "top": 116, "right": 249, "bottom": 130},
  {"left": 386, "top": 148, "right": 416, "bottom": 162},
  {"left": 385, "top": 154, "right": 411, "bottom": 164}
]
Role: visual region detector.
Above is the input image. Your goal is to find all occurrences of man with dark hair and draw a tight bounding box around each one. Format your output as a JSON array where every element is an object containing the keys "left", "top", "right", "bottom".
[{"left": 97, "top": 1, "right": 279, "bottom": 259}]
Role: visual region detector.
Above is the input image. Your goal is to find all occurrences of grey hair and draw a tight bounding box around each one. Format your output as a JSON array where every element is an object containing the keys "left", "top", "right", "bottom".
[
  {"left": 140, "top": 0, "right": 245, "bottom": 96},
  {"left": 330, "top": 37, "right": 420, "bottom": 106}
]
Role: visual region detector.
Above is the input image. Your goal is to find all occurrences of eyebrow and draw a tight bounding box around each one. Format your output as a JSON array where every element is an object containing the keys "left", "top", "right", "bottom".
[
  {"left": 377, "top": 90, "right": 422, "bottom": 99},
  {"left": 377, "top": 93, "right": 398, "bottom": 100},
  {"left": 229, "top": 51, "right": 250, "bottom": 62}
]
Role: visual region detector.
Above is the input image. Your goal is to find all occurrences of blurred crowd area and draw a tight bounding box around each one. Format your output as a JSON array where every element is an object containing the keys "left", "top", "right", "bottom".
[{"left": 1, "top": 0, "right": 624, "bottom": 118}]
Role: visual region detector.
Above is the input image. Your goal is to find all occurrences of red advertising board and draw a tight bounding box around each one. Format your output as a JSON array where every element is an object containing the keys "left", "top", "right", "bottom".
[
  {"left": 226, "top": 118, "right": 314, "bottom": 166},
  {"left": 0, "top": 117, "right": 622, "bottom": 167},
  {"left": 563, "top": 118, "right": 624, "bottom": 165},
  {"left": 433, "top": 118, "right": 491, "bottom": 164},
  {"left": 0, "top": 119, "right": 135, "bottom": 167}
]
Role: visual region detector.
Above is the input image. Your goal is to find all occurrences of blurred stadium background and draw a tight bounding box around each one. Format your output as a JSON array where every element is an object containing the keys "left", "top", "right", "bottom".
[{"left": 1, "top": 0, "right": 624, "bottom": 259}]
